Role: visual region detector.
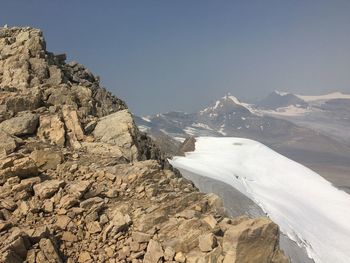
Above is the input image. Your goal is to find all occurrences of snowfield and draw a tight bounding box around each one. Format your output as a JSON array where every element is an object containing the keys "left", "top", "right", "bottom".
[{"left": 170, "top": 137, "right": 350, "bottom": 263}]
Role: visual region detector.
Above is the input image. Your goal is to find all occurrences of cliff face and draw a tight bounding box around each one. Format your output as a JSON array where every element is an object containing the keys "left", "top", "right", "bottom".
[{"left": 0, "top": 27, "right": 289, "bottom": 263}]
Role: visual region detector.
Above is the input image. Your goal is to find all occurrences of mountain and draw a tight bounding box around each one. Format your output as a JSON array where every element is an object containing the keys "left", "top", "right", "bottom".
[
  {"left": 261, "top": 92, "right": 350, "bottom": 146},
  {"left": 0, "top": 27, "right": 290, "bottom": 263},
  {"left": 137, "top": 93, "right": 350, "bottom": 193},
  {"left": 257, "top": 90, "right": 308, "bottom": 110}
]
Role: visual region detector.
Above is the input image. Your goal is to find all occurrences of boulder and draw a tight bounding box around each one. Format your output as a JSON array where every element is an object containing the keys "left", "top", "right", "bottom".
[
  {"left": 0, "top": 157, "right": 38, "bottom": 184},
  {"left": 198, "top": 233, "right": 217, "bottom": 252},
  {"left": 222, "top": 217, "right": 283, "bottom": 263},
  {"left": 143, "top": 240, "right": 164, "bottom": 263},
  {"left": 37, "top": 238, "right": 63, "bottom": 263},
  {"left": 37, "top": 114, "right": 66, "bottom": 146},
  {"left": 0, "top": 130, "right": 21, "bottom": 155},
  {"left": 93, "top": 110, "right": 139, "bottom": 161},
  {"left": 33, "top": 180, "right": 65, "bottom": 199},
  {"left": 0, "top": 113, "right": 39, "bottom": 136},
  {"left": 30, "top": 149, "right": 63, "bottom": 170}
]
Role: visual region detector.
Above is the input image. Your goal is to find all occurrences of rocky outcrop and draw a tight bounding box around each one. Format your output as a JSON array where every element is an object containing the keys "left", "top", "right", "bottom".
[{"left": 0, "top": 26, "right": 289, "bottom": 263}]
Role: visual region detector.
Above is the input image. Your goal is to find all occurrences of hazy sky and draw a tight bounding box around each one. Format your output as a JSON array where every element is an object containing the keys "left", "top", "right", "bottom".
[{"left": 1, "top": 1, "right": 350, "bottom": 114}]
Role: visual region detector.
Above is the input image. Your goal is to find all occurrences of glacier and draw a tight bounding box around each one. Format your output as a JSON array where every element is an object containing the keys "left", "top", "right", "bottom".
[{"left": 170, "top": 137, "right": 350, "bottom": 263}]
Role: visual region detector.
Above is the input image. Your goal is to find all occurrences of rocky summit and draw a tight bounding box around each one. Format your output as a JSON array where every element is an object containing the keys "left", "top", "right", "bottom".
[{"left": 0, "top": 27, "right": 289, "bottom": 263}]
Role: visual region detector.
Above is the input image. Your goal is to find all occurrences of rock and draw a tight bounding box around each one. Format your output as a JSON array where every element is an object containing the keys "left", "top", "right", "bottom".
[
  {"left": 30, "top": 149, "right": 63, "bottom": 170},
  {"left": 198, "top": 233, "right": 217, "bottom": 252},
  {"left": 143, "top": 239, "right": 163, "bottom": 263},
  {"left": 82, "top": 141, "right": 124, "bottom": 157},
  {"left": 93, "top": 110, "right": 139, "bottom": 161},
  {"left": 78, "top": 251, "right": 92, "bottom": 263},
  {"left": 174, "top": 251, "right": 186, "bottom": 263},
  {"left": 0, "top": 157, "right": 38, "bottom": 184},
  {"left": 33, "top": 179, "right": 65, "bottom": 199},
  {"left": 0, "top": 130, "right": 21, "bottom": 155},
  {"left": 164, "top": 246, "right": 176, "bottom": 261},
  {"left": 62, "top": 106, "right": 84, "bottom": 147},
  {"left": 61, "top": 231, "right": 77, "bottom": 242},
  {"left": 222, "top": 217, "right": 282, "bottom": 263},
  {"left": 86, "top": 221, "right": 101, "bottom": 234},
  {"left": 38, "top": 238, "right": 63, "bottom": 263},
  {"left": 110, "top": 211, "right": 132, "bottom": 232},
  {"left": 37, "top": 114, "right": 65, "bottom": 146},
  {"left": 202, "top": 215, "right": 217, "bottom": 229},
  {"left": 0, "top": 113, "right": 39, "bottom": 136},
  {"left": 132, "top": 231, "right": 152, "bottom": 243},
  {"left": 12, "top": 177, "right": 41, "bottom": 192}
]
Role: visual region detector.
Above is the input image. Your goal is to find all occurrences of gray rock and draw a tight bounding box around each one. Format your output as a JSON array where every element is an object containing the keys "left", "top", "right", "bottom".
[{"left": 0, "top": 113, "right": 39, "bottom": 136}]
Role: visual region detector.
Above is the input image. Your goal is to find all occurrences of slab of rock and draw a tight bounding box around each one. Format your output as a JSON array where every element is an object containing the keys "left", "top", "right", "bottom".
[
  {"left": 30, "top": 149, "right": 63, "bottom": 170},
  {"left": 37, "top": 114, "right": 65, "bottom": 146},
  {"left": 37, "top": 238, "right": 63, "bottom": 263},
  {"left": 93, "top": 110, "right": 139, "bottom": 161},
  {"left": 0, "top": 130, "right": 21, "bottom": 155},
  {"left": 0, "top": 113, "right": 39, "bottom": 136},
  {"left": 62, "top": 106, "right": 84, "bottom": 147},
  {"left": 33, "top": 179, "right": 65, "bottom": 199},
  {"left": 143, "top": 239, "right": 163, "bottom": 263},
  {"left": 222, "top": 217, "right": 286, "bottom": 263},
  {"left": 198, "top": 233, "right": 217, "bottom": 252},
  {"left": 0, "top": 157, "right": 38, "bottom": 184}
]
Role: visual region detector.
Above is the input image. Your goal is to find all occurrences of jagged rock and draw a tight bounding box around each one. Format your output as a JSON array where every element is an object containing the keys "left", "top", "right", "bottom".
[
  {"left": 37, "top": 114, "right": 66, "bottom": 146},
  {"left": 164, "top": 246, "right": 176, "bottom": 261},
  {"left": 222, "top": 217, "right": 285, "bottom": 263},
  {"left": 0, "top": 130, "right": 21, "bottom": 155},
  {"left": 198, "top": 233, "right": 217, "bottom": 252},
  {"left": 78, "top": 251, "right": 92, "bottom": 263},
  {"left": 0, "top": 112, "right": 39, "bottom": 136},
  {"left": 86, "top": 221, "right": 101, "bottom": 234},
  {"left": 93, "top": 110, "right": 139, "bottom": 160},
  {"left": 37, "top": 238, "right": 63, "bottom": 263},
  {"left": 0, "top": 156, "right": 38, "bottom": 184},
  {"left": 132, "top": 231, "right": 152, "bottom": 243},
  {"left": 33, "top": 179, "right": 65, "bottom": 199},
  {"left": 62, "top": 106, "right": 84, "bottom": 147},
  {"left": 12, "top": 176, "right": 41, "bottom": 192},
  {"left": 144, "top": 239, "right": 164, "bottom": 263},
  {"left": 30, "top": 149, "right": 63, "bottom": 170}
]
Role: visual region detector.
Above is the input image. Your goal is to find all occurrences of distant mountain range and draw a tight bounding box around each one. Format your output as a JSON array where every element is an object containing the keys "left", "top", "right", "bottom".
[{"left": 135, "top": 91, "right": 350, "bottom": 192}]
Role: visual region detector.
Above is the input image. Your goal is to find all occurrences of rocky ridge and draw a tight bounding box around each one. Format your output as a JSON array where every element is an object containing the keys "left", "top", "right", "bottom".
[{"left": 0, "top": 27, "right": 288, "bottom": 263}]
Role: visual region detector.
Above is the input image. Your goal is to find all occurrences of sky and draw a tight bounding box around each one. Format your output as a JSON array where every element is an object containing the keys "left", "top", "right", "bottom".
[{"left": 1, "top": 1, "right": 350, "bottom": 114}]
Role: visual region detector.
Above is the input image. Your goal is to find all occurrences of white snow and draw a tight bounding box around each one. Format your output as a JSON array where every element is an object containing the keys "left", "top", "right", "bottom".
[
  {"left": 138, "top": 125, "right": 150, "bottom": 132},
  {"left": 191, "top": 123, "right": 213, "bottom": 130},
  {"left": 297, "top": 92, "right": 350, "bottom": 102},
  {"left": 141, "top": 116, "right": 151, "bottom": 122},
  {"left": 274, "top": 90, "right": 290, "bottom": 96},
  {"left": 262, "top": 105, "right": 311, "bottom": 117},
  {"left": 170, "top": 137, "right": 350, "bottom": 263}
]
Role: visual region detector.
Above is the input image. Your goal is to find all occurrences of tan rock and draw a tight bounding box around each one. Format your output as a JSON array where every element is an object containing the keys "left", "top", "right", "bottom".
[
  {"left": 37, "top": 114, "right": 65, "bottom": 146},
  {"left": 33, "top": 179, "right": 65, "bottom": 199},
  {"left": 143, "top": 239, "right": 163, "bottom": 263},
  {"left": 62, "top": 231, "right": 77, "bottom": 242},
  {"left": 30, "top": 149, "right": 63, "bottom": 170},
  {"left": 132, "top": 231, "right": 152, "bottom": 243},
  {"left": 0, "top": 112, "right": 39, "bottom": 136},
  {"left": 174, "top": 251, "right": 186, "bottom": 263},
  {"left": 164, "top": 246, "right": 176, "bottom": 261},
  {"left": 0, "top": 156, "right": 38, "bottom": 184},
  {"left": 78, "top": 251, "right": 92, "bottom": 263},
  {"left": 38, "top": 238, "right": 63, "bottom": 263},
  {"left": 198, "top": 233, "right": 217, "bottom": 252},
  {"left": 0, "top": 130, "right": 21, "bottom": 155},
  {"left": 87, "top": 221, "right": 101, "bottom": 234},
  {"left": 93, "top": 110, "right": 139, "bottom": 161},
  {"left": 62, "top": 106, "right": 84, "bottom": 147},
  {"left": 222, "top": 217, "right": 284, "bottom": 263},
  {"left": 202, "top": 215, "right": 217, "bottom": 229}
]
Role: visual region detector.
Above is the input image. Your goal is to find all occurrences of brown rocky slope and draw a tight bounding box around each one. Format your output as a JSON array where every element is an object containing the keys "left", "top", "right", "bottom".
[{"left": 0, "top": 27, "right": 289, "bottom": 263}]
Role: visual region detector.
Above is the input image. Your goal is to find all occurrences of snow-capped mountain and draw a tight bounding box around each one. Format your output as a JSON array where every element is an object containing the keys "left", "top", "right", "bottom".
[
  {"left": 135, "top": 91, "right": 350, "bottom": 192},
  {"left": 257, "top": 90, "right": 308, "bottom": 110}
]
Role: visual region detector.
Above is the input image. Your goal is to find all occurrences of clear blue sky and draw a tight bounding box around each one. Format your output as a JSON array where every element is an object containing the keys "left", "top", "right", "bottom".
[{"left": 1, "top": 1, "right": 350, "bottom": 114}]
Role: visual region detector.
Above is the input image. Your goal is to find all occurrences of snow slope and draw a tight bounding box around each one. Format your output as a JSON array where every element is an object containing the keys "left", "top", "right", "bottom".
[
  {"left": 170, "top": 137, "right": 350, "bottom": 263},
  {"left": 297, "top": 92, "right": 350, "bottom": 102}
]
